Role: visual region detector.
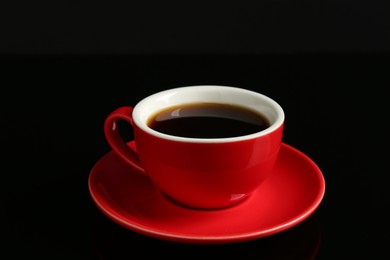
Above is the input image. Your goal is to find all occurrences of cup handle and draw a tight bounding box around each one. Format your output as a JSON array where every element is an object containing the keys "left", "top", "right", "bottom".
[{"left": 104, "top": 106, "right": 146, "bottom": 174}]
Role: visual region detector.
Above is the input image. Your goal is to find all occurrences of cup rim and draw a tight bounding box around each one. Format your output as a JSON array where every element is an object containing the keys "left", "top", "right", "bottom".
[{"left": 132, "top": 85, "right": 285, "bottom": 143}]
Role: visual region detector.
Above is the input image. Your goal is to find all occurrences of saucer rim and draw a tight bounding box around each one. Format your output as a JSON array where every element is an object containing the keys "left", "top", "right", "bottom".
[{"left": 88, "top": 142, "right": 325, "bottom": 244}]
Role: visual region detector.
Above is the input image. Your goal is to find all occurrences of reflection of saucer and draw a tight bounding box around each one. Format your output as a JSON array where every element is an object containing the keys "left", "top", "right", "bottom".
[
  {"left": 88, "top": 142, "right": 325, "bottom": 244},
  {"left": 93, "top": 211, "right": 321, "bottom": 259}
]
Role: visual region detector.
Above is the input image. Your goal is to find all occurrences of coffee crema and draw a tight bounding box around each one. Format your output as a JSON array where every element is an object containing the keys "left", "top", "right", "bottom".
[{"left": 147, "top": 103, "right": 270, "bottom": 138}]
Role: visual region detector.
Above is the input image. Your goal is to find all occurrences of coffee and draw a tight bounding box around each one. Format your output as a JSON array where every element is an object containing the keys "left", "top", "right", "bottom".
[{"left": 147, "top": 103, "right": 270, "bottom": 138}]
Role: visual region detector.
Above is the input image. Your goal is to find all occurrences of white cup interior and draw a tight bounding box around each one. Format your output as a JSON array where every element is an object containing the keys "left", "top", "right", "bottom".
[{"left": 132, "top": 85, "right": 284, "bottom": 143}]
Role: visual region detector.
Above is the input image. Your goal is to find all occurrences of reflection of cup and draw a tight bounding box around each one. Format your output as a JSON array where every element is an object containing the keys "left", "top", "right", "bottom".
[
  {"left": 104, "top": 85, "right": 284, "bottom": 209},
  {"left": 92, "top": 212, "right": 321, "bottom": 259}
]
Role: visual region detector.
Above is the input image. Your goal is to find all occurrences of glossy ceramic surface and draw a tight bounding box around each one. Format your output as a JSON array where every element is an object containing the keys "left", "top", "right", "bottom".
[
  {"left": 104, "top": 86, "right": 285, "bottom": 209},
  {"left": 88, "top": 142, "right": 325, "bottom": 244}
]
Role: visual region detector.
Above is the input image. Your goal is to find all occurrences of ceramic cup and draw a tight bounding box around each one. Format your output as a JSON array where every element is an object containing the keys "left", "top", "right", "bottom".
[{"left": 104, "top": 85, "right": 284, "bottom": 209}]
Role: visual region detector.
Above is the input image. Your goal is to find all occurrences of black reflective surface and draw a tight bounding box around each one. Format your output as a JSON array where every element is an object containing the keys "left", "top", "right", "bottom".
[{"left": 1, "top": 53, "right": 389, "bottom": 259}]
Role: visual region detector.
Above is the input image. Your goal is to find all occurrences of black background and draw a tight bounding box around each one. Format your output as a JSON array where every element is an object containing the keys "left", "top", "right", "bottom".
[
  {"left": 1, "top": 0, "right": 389, "bottom": 55},
  {"left": 1, "top": 1, "right": 390, "bottom": 259}
]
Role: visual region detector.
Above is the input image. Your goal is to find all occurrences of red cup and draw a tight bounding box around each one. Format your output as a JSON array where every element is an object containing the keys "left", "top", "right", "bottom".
[{"left": 104, "top": 85, "right": 284, "bottom": 209}]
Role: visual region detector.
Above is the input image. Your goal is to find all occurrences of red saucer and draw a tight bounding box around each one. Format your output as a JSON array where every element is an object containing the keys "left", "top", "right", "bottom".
[{"left": 88, "top": 142, "right": 325, "bottom": 244}]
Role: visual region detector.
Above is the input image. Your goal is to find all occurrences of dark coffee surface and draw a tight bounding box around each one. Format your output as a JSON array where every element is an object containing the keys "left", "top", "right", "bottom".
[{"left": 148, "top": 103, "right": 270, "bottom": 138}]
